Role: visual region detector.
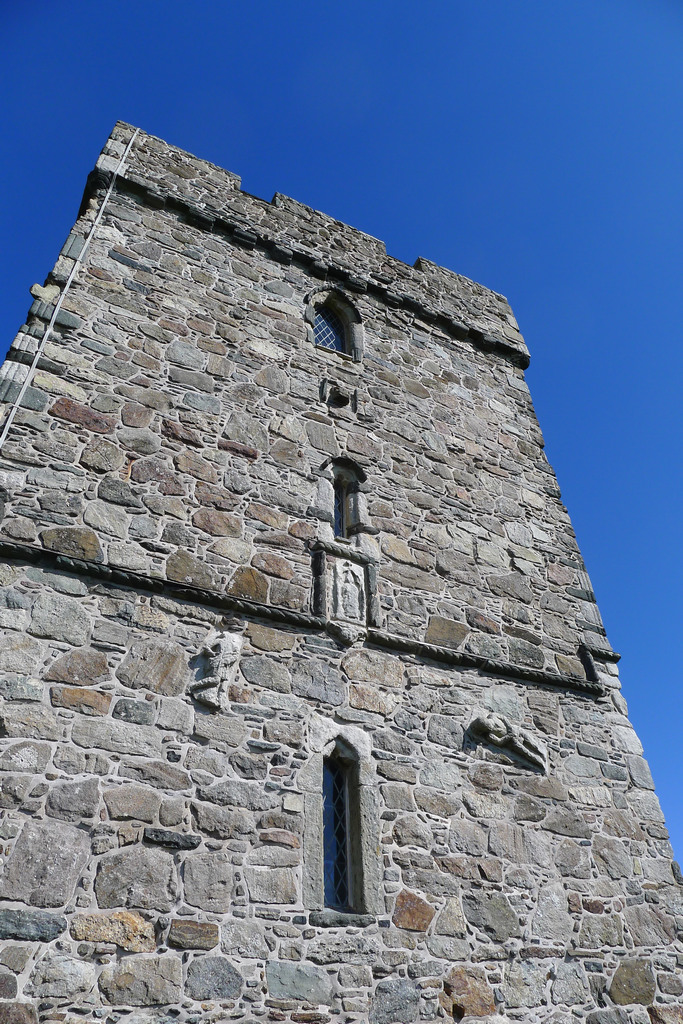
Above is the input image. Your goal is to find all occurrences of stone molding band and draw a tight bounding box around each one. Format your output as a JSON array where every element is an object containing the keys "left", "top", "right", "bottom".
[
  {"left": 77, "top": 169, "right": 530, "bottom": 370},
  {"left": 0, "top": 538, "right": 606, "bottom": 697}
]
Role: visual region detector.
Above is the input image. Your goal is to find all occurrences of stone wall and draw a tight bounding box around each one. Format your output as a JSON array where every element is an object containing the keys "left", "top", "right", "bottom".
[{"left": 0, "top": 124, "right": 681, "bottom": 1024}]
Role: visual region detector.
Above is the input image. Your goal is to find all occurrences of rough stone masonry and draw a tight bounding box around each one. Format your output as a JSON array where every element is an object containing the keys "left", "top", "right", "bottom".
[{"left": 0, "top": 122, "right": 680, "bottom": 1024}]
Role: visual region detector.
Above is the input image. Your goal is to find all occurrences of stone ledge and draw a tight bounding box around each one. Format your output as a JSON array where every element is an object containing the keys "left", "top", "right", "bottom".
[
  {"left": 0, "top": 540, "right": 606, "bottom": 697},
  {"left": 309, "top": 910, "right": 377, "bottom": 928},
  {"left": 366, "top": 628, "right": 605, "bottom": 697}
]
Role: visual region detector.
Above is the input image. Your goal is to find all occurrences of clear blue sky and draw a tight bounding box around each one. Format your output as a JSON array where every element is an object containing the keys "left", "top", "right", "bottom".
[{"left": 3, "top": 2, "right": 682, "bottom": 855}]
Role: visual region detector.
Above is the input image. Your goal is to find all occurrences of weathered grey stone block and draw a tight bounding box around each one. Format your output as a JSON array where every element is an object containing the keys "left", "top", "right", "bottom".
[
  {"left": 184, "top": 851, "right": 233, "bottom": 912},
  {"left": 103, "top": 784, "right": 162, "bottom": 821},
  {"left": 116, "top": 637, "right": 188, "bottom": 695},
  {"left": 551, "top": 960, "right": 588, "bottom": 1005},
  {"left": 198, "top": 778, "right": 275, "bottom": 810},
  {"left": 222, "top": 918, "right": 270, "bottom": 958},
  {"left": 45, "top": 776, "right": 99, "bottom": 821},
  {"left": 623, "top": 903, "right": 675, "bottom": 946},
  {"left": 578, "top": 911, "right": 624, "bottom": 948},
  {"left": 244, "top": 866, "right": 297, "bottom": 904},
  {"left": 72, "top": 716, "right": 162, "bottom": 756},
  {"left": 0, "top": 820, "right": 89, "bottom": 908},
  {"left": 369, "top": 978, "right": 420, "bottom": 1024},
  {"left": 29, "top": 590, "right": 91, "bottom": 644},
  {"left": 0, "top": 908, "right": 66, "bottom": 942},
  {"left": 461, "top": 890, "right": 521, "bottom": 941},
  {"left": 291, "top": 659, "right": 345, "bottom": 705},
  {"left": 503, "top": 959, "right": 549, "bottom": 1008},
  {"left": 99, "top": 955, "right": 182, "bottom": 1005},
  {"left": 0, "top": 740, "right": 51, "bottom": 773},
  {"left": 95, "top": 845, "right": 177, "bottom": 911},
  {"left": 185, "top": 956, "right": 242, "bottom": 999},
  {"left": 266, "top": 960, "right": 334, "bottom": 1004},
  {"left": 26, "top": 952, "right": 96, "bottom": 998}
]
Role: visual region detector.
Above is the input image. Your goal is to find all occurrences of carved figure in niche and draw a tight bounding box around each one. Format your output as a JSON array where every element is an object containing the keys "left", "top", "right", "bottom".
[
  {"left": 332, "top": 560, "right": 365, "bottom": 624},
  {"left": 469, "top": 710, "right": 547, "bottom": 772},
  {"left": 190, "top": 629, "right": 243, "bottom": 711}
]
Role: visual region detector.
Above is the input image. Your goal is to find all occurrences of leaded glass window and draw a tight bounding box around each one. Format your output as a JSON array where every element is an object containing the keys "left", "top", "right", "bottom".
[
  {"left": 314, "top": 306, "right": 346, "bottom": 353},
  {"left": 323, "top": 758, "right": 350, "bottom": 910},
  {"left": 334, "top": 478, "right": 348, "bottom": 539}
]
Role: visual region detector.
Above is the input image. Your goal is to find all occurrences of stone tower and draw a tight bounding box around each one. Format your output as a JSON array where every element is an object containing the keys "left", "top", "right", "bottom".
[{"left": 0, "top": 123, "right": 680, "bottom": 1024}]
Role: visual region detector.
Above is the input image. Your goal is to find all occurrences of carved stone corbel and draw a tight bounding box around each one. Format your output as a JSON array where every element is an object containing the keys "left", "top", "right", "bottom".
[
  {"left": 468, "top": 709, "right": 547, "bottom": 772},
  {"left": 189, "top": 628, "right": 244, "bottom": 712}
]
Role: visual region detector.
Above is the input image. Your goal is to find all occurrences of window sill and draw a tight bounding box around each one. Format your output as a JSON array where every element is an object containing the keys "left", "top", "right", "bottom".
[
  {"left": 315, "top": 344, "right": 354, "bottom": 362},
  {"left": 310, "top": 909, "right": 376, "bottom": 928}
]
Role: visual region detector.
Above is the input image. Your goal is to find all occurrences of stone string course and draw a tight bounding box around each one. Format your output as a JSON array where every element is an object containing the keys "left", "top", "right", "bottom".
[{"left": 0, "top": 123, "right": 679, "bottom": 1024}]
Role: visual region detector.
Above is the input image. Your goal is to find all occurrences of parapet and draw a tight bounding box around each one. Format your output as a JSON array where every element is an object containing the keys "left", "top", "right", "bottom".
[{"left": 91, "top": 122, "right": 529, "bottom": 366}]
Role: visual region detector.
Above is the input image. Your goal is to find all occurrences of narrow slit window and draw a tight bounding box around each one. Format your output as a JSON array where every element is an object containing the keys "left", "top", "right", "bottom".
[
  {"left": 314, "top": 306, "right": 346, "bottom": 353},
  {"left": 323, "top": 758, "right": 350, "bottom": 910},
  {"left": 333, "top": 478, "right": 348, "bottom": 539}
]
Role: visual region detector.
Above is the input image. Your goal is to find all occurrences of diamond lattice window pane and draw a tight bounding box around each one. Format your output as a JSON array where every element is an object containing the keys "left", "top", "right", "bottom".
[
  {"left": 323, "top": 759, "right": 349, "bottom": 909},
  {"left": 314, "top": 307, "right": 345, "bottom": 352}
]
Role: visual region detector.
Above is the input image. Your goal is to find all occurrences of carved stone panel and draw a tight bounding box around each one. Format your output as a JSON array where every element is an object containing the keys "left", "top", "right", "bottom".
[
  {"left": 189, "top": 629, "right": 243, "bottom": 712},
  {"left": 309, "top": 540, "right": 380, "bottom": 634}
]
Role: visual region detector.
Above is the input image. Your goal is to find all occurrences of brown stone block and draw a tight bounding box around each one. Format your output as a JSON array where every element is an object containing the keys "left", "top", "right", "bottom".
[
  {"left": 442, "top": 964, "right": 495, "bottom": 1018},
  {"left": 609, "top": 959, "right": 656, "bottom": 1005},
  {"left": 349, "top": 684, "right": 395, "bottom": 716},
  {"left": 259, "top": 828, "right": 300, "bottom": 848},
  {"left": 131, "top": 457, "right": 186, "bottom": 495},
  {"left": 649, "top": 1009, "right": 683, "bottom": 1024},
  {"left": 45, "top": 647, "right": 109, "bottom": 685},
  {"left": 50, "top": 686, "right": 111, "bottom": 716},
  {"left": 192, "top": 507, "right": 241, "bottom": 537},
  {"left": 166, "top": 550, "right": 216, "bottom": 590},
  {"left": 49, "top": 397, "right": 116, "bottom": 433},
  {"left": 196, "top": 481, "right": 239, "bottom": 510},
  {"left": 555, "top": 653, "right": 586, "bottom": 678},
  {"left": 168, "top": 919, "right": 219, "bottom": 949},
  {"left": 40, "top": 526, "right": 103, "bottom": 562},
  {"left": 251, "top": 551, "right": 294, "bottom": 579},
  {"left": 246, "top": 622, "right": 295, "bottom": 652},
  {"left": 174, "top": 451, "right": 217, "bottom": 482},
  {"left": 391, "top": 888, "right": 436, "bottom": 931},
  {"left": 218, "top": 437, "right": 259, "bottom": 460},
  {"left": 425, "top": 616, "right": 468, "bottom": 649},
  {"left": 341, "top": 649, "right": 403, "bottom": 688},
  {"left": 116, "top": 638, "right": 188, "bottom": 696},
  {"left": 122, "top": 403, "right": 153, "bottom": 427},
  {"left": 465, "top": 607, "right": 500, "bottom": 634},
  {"left": 228, "top": 566, "right": 268, "bottom": 602},
  {"left": 70, "top": 910, "right": 155, "bottom": 952},
  {"left": 0, "top": 1004, "right": 38, "bottom": 1024},
  {"left": 247, "top": 502, "right": 289, "bottom": 529},
  {"left": 161, "top": 417, "right": 202, "bottom": 446}
]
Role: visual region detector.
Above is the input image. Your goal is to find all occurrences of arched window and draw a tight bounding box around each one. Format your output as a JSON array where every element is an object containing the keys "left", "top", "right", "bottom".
[
  {"left": 314, "top": 305, "right": 346, "bottom": 354},
  {"left": 323, "top": 756, "right": 351, "bottom": 909},
  {"left": 305, "top": 289, "right": 363, "bottom": 362},
  {"left": 333, "top": 477, "right": 349, "bottom": 539},
  {"left": 301, "top": 721, "right": 383, "bottom": 919},
  {"left": 323, "top": 457, "right": 368, "bottom": 542}
]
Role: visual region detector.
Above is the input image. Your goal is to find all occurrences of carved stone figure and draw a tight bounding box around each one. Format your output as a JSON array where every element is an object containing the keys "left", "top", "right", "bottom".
[
  {"left": 190, "top": 629, "right": 243, "bottom": 711},
  {"left": 469, "top": 710, "right": 547, "bottom": 772},
  {"left": 331, "top": 560, "right": 365, "bottom": 623}
]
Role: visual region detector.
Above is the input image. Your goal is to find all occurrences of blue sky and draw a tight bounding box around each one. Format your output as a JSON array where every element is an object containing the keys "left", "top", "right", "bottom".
[{"left": 3, "top": 2, "right": 682, "bottom": 855}]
